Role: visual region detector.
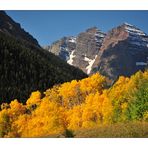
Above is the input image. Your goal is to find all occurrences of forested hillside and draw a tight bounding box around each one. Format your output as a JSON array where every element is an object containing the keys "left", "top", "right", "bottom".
[
  {"left": 0, "top": 11, "right": 40, "bottom": 47},
  {"left": 0, "top": 71, "right": 147, "bottom": 137},
  {"left": 0, "top": 32, "right": 87, "bottom": 104}
]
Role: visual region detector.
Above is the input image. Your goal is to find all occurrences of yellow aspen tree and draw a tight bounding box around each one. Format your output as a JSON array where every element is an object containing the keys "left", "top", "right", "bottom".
[
  {"left": 26, "top": 91, "right": 41, "bottom": 106},
  {"left": 67, "top": 105, "right": 82, "bottom": 130}
]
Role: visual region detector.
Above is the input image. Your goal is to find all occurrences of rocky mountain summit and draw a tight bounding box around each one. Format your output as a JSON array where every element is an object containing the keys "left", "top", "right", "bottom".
[
  {"left": 45, "top": 27, "right": 106, "bottom": 74},
  {"left": 45, "top": 23, "right": 148, "bottom": 80},
  {"left": 92, "top": 23, "right": 148, "bottom": 80}
]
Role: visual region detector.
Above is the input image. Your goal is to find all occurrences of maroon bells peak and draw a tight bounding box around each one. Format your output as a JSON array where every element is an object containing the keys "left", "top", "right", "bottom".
[{"left": 45, "top": 23, "right": 148, "bottom": 81}]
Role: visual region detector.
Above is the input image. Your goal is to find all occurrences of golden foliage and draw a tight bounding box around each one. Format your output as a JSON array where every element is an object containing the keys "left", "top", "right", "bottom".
[
  {"left": 0, "top": 71, "right": 147, "bottom": 137},
  {"left": 26, "top": 91, "right": 41, "bottom": 106}
]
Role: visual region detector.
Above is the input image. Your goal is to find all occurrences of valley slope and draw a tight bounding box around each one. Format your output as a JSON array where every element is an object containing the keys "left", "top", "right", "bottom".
[{"left": 0, "top": 11, "right": 87, "bottom": 104}]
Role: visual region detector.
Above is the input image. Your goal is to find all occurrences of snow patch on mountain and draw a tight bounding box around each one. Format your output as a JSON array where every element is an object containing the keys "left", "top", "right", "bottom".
[
  {"left": 124, "top": 22, "right": 133, "bottom": 27},
  {"left": 136, "top": 62, "right": 147, "bottom": 66},
  {"left": 124, "top": 23, "right": 146, "bottom": 36},
  {"left": 122, "top": 23, "right": 148, "bottom": 47},
  {"left": 84, "top": 55, "right": 98, "bottom": 74},
  {"left": 67, "top": 50, "right": 75, "bottom": 65},
  {"left": 68, "top": 37, "right": 76, "bottom": 43},
  {"left": 95, "top": 32, "right": 105, "bottom": 38},
  {"left": 60, "top": 46, "right": 68, "bottom": 51},
  {"left": 130, "top": 41, "right": 141, "bottom": 46}
]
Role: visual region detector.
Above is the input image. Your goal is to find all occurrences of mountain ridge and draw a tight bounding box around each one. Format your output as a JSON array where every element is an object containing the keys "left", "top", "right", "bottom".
[
  {"left": 0, "top": 11, "right": 87, "bottom": 104},
  {"left": 0, "top": 11, "right": 40, "bottom": 47},
  {"left": 45, "top": 23, "right": 148, "bottom": 80},
  {"left": 45, "top": 27, "right": 106, "bottom": 74}
]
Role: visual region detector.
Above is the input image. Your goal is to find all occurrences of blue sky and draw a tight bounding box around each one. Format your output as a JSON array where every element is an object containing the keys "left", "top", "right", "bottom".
[{"left": 6, "top": 10, "right": 148, "bottom": 46}]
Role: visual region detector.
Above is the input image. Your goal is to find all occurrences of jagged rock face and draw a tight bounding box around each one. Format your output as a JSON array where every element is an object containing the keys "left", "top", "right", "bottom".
[
  {"left": 92, "top": 23, "right": 148, "bottom": 80},
  {"left": 45, "top": 23, "right": 148, "bottom": 81},
  {"left": 46, "top": 36, "right": 76, "bottom": 61},
  {"left": 46, "top": 27, "right": 105, "bottom": 74},
  {"left": 73, "top": 27, "right": 105, "bottom": 74},
  {"left": 0, "top": 11, "right": 40, "bottom": 47}
]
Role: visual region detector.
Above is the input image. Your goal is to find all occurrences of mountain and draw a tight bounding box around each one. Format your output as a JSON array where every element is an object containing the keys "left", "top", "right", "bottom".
[
  {"left": 45, "top": 27, "right": 105, "bottom": 74},
  {"left": 0, "top": 11, "right": 40, "bottom": 47},
  {"left": 44, "top": 36, "right": 76, "bottom": 61},
  {"left": 92, "top": 23, "right": 148, "bottom": 80},
  {"left": 46, "top": 23, "right": 148, "bottom": 81},
  {"left": 0, "top": 11, "right": 87, "bottom": 104}
]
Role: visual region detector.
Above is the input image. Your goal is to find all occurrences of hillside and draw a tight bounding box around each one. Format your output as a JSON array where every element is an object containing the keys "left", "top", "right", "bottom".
[
  {"left": 0, "top": 31, "right": 87, "bottom": 104},
  {"left": 0, "top": 11, "right": 40, "bottom": 47}
]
